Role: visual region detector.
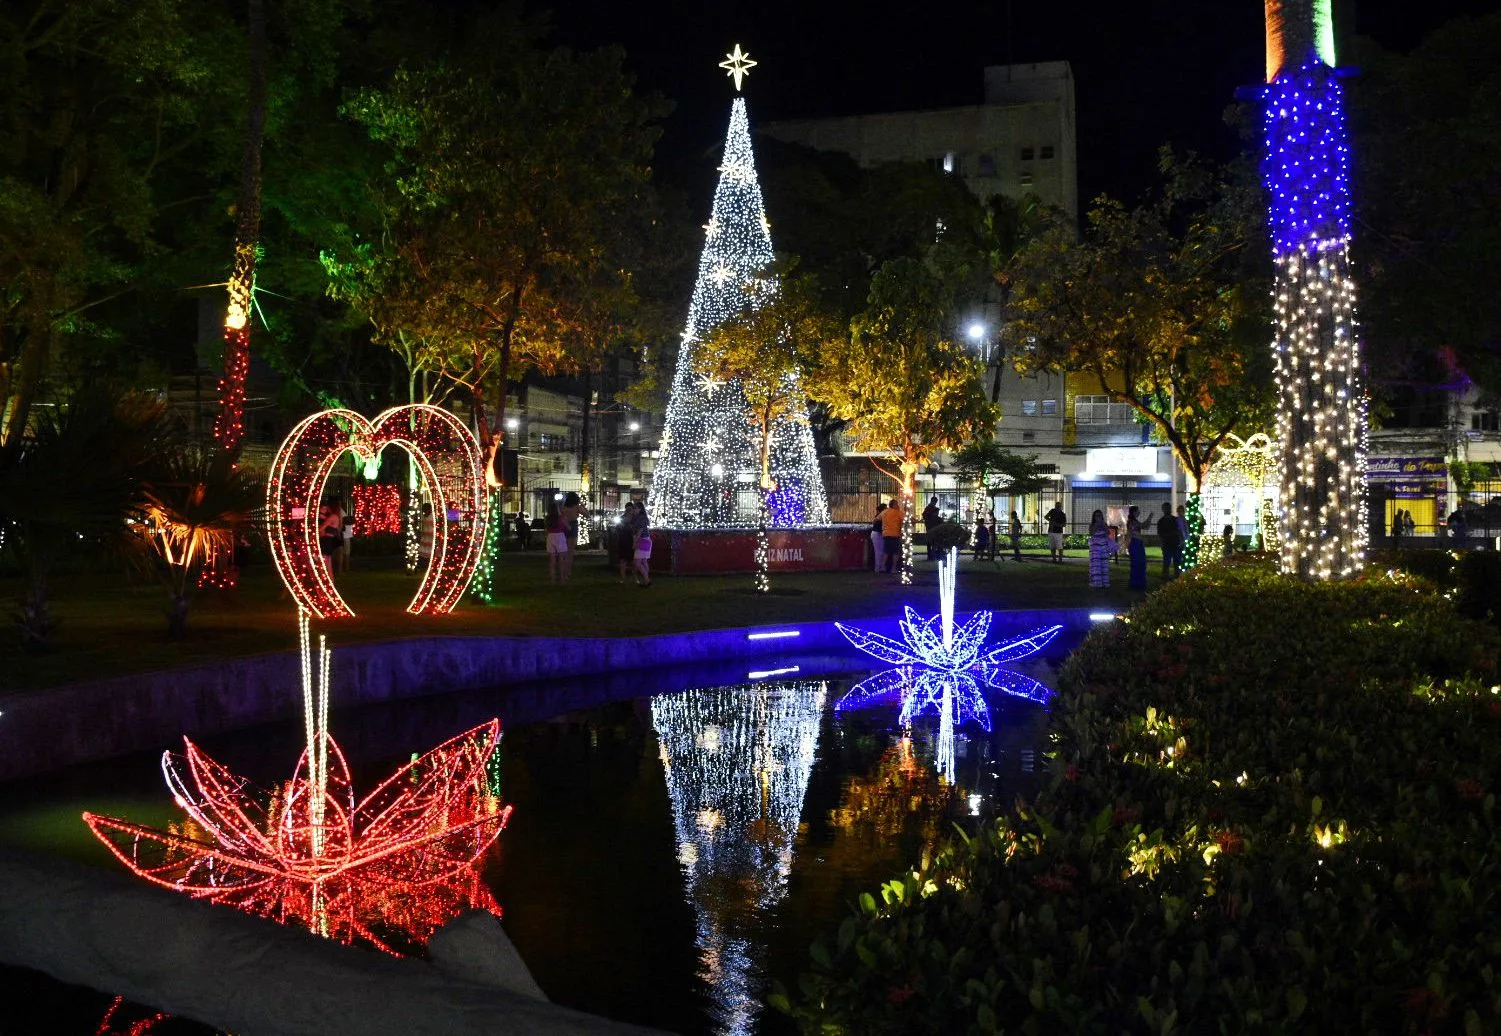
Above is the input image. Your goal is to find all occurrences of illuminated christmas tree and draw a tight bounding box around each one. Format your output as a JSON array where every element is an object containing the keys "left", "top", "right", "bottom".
[
  {"left": 1262, "top": 0, "right": 1367, "bottom": 579},
  {"left": 651, "top": 678, "right": 825, "bottom": 1035},
  {"left": 647, "top": 46, "right": 828, "bottom": 529}
]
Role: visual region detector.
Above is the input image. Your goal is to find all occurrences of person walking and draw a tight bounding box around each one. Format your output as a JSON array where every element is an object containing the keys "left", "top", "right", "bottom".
[
  {"left": 1156, "top": 501, "right": 1182, "bottom": 578},
  {"left": 1126, "top": 505, "right": 1147, "bottom": 590},
  {"left": 1088, "top": 510, "right": 1114, "bottom": 588},
  {"left": 921, "top": 497, "right": 941, "bottom": 560},
  {"left": 1009, "top": 510, "right": 1024, "bottom": 561},
  {"left": 870, "top": 502, "right": 887, "bottom": 571},
  {"left": 880, "top": 497, "right": 904, "bottom": 574},
  {"left": 1044, "top": 501, "right": 1067, "bottom": 562}
]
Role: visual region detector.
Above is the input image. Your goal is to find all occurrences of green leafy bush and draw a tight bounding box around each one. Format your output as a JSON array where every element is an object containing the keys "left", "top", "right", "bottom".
[{"left": 783, "top": 561, "right": 1501, "bottom": 1034}]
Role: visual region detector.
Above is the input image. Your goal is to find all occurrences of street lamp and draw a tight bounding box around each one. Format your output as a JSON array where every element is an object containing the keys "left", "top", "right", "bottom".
[{"left": 967, "top": 322, "right": 986, "bottom": 343}]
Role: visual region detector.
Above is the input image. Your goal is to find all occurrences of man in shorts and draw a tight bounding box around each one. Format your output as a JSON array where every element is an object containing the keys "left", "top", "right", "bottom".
[{"left": 1044, "top": 501, "right": 1067, "bottom": 563}]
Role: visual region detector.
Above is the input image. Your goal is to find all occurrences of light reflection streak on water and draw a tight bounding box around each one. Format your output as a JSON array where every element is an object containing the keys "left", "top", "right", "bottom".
[{"left": 651, "top": 680, "right": 826, "bottom": 1036}]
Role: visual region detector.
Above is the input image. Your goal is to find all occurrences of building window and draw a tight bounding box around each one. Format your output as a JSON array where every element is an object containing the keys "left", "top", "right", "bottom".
[
  {"left": 942, "top": 152, "right": 955, "bottom": 173},
  {"left": 1020, "top": 146, "right": 1035, "bottom": 161},
  {"left": 1474, "top": 411, "right": 1500, "bottom": 432},
  {"left": 1021, "top": 400, "right": 1038, "bottom": 417},
  {"left": 1075, "top": 395, "right": 1136, "bottom": 425},
  {"left": 1022, "top": 430, "right": 1036, "bottom": 443},
  {"left": 978, "top": 153, "right": 996, "bottom": 176},
  {"left": 1040, "top": 145, "right": 1055, "bottom": 160},
  {"left": 1041, "top": 398, "right": 1058, "bottom": 416},
  {"left": 1019, "top": 171, "right": 1033, "bottom": 187}
]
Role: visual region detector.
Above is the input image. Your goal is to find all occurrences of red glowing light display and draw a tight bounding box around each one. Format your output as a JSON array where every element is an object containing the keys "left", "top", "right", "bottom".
[
  {"left": 266, "top": 405, "right": 487, "bottom": 618},
  {"left": 212, "top": 326, "right": 250, "bottom": 453},
  {"left": 350, "top": 482, "right": 404, "bottom": 537},
  {"left": 84, "top": 720, "right": 511, "bottom": 954}
]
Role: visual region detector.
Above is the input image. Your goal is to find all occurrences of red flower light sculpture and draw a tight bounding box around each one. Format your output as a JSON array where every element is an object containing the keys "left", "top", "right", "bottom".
[{"left": 84, "top": 720, "right": 510, "bottom": 954}]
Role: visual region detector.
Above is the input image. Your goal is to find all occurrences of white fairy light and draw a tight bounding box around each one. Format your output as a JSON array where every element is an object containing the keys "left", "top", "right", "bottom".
[
  {"left": 647, "top": 75, "right": 828, "bottom": 530},
  {"left": 652, "top": 679, "right": 826, "bottom": 1035}
]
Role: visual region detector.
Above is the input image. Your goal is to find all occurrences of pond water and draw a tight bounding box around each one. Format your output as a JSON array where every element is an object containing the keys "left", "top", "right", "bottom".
[{"left": 0, "top": 632, "right": 1079, "bottom": 1035}]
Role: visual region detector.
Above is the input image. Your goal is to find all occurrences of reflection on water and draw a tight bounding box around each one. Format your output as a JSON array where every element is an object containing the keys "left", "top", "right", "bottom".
[
  {"left": 82, "top": 720, "right": 510, "bottom": 956},
  {"left": 652, "top": 680, "right": 826, "bottom": 1036},
  {"left": 0, "top": 645, "right": 1069, "bottom": 1036}
]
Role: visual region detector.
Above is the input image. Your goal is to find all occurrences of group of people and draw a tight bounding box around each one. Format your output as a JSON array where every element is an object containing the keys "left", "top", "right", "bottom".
[
  {"left": 868, "top": 497, "right": 1072, "bottom": 571},
  {"left": 1087, "top": 502, "right": 1194, "bottom": 590},
  {"left": 318, "top": 496, "right": 354, "bottom": 576},
  {"left": 1390, "top": 508, "right": 1418, "bottom": 542},
  {"left": 609, "top": 500, "right": 654, "bottom": 586}
]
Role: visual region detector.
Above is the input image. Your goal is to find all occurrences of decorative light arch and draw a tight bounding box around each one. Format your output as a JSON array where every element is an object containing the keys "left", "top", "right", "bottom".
[{"left": 267, "top": 405, "right": 486, "bottom": 618}]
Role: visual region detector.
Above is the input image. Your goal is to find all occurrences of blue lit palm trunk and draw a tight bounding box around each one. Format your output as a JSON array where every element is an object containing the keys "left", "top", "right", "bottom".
[{"left": 1263, "top": 0, "right": 1367, "bottom": 580}]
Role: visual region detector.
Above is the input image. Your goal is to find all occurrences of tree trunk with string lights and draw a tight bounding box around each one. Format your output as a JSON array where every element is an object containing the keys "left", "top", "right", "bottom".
[
  {"left": 1262, "top": 0, "right": 1368, "bottom": 580},
  {"left": 212, "top": 0, "right": 268, "bottom": 458}
]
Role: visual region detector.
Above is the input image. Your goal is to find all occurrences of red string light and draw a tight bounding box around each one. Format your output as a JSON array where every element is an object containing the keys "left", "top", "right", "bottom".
[
  {"left": 212, "top": 326, "right": 250, "bottom": 452},
  {"left": 350, "top": 482, "right": 404, "bottom": 536},
  {"left": 83, "top": 720, "right": 511, "bottom": 955},
  {"left": 266, "top": 405, "right": 487, "bottom": 618}
]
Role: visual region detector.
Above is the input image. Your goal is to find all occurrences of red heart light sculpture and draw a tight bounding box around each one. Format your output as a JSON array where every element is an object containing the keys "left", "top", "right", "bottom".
[{"left": 267, "top": 405, "right": 486, "bottom": 618}]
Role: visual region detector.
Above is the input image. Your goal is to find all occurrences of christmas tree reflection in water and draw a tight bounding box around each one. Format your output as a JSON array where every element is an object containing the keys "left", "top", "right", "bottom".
[{"left": 651, "top": 679, "right": 826, "bottom": 1036}]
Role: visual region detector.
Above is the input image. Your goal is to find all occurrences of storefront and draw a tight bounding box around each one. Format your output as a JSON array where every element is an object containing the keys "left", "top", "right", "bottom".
[
  {"left": 1367, "top": 456, "right": 1447, "bottom": 535},
  {"left": 1068, "top": 447, "right": 1172, "bottom": 534}
]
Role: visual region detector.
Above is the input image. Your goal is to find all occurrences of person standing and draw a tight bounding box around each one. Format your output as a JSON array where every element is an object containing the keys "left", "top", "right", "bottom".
[
  {"left": 1009, "top": 510, "right": 1024, "bottom": 561},
  {"left": 1126, "top": 505, "right": 1147, "bottom": 590},
  {"left": 1088, "top": 510, "right": 1114, "bottom": 588},
  {"left": 921, "top": 497, "right": 941, "bottom": 560},
  {"left": 562, "top": 491, "right": 584, "bottom": 553},
  {"left": 1156, "top": 502, "right": 1182, "bottom": 578},
  {"left": 514, "top": 511, "right": 532, "bottom": 550},
  {"left": 614, "top": 503, "right": 638, "bottom": 583},
  {"left": 338, "top": 502, "right": 354, "bottom": 574},
  {"left": 318, "top": 497, "right": 344, "bottom": 579},
  {"left": 544, "top": 498, "right": 571, "bottom": 584},
  {"left": 1175, "top": 504, "right": 1190, "bottom": 563},
  {"left": 972, "top": 511, "right": 990, "bottom": 561},
  {"left": 870, "top": 502, "right": 887, "bottom": 571},
  {"left": 1044, "top": 501, "right": 1067, "bottom": 563},
  {"left": 629, "top": 501, "right": 653, "bottom": 587},
  {"left": 417, "top": 502, "right": 434, "bottom": 570},
  {"left": 880, "top": 497, "right": 904, "bottom": 574}
]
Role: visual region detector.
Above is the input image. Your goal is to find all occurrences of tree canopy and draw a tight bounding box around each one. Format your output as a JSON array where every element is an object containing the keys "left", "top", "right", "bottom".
[
  {"left": 1003, "top": 153, "right": 1275, "bottom": 492},
  {"left": 809, "top": 257, "right": 998, "bottom": 495},
  {"left": 1347, "top": 14, "right": 1501, "bottom": 396},
  {"left": 323, "top": 26, "right": 669, "bottom": 449}
]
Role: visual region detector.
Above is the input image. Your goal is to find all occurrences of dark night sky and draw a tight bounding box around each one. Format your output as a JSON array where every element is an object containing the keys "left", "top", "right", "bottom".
[{"left": 541, "top": 0, "right": 1501, "bottom": 207}]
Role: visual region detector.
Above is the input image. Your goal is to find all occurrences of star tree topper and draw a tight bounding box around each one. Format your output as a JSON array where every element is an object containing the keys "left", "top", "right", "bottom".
[{"left": 719, "top": 44, "right": 757, "bottom": 91}]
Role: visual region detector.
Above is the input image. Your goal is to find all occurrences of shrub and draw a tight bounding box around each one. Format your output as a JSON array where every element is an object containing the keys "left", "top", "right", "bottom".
[{"left": 782, "top": 560, "right": 1501, "bottom": 1034}]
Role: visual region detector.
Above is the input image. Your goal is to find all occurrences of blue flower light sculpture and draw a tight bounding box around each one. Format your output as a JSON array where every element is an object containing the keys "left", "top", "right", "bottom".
[{"left": 834, "top": 549, "right": 1061, "bottom": 728}]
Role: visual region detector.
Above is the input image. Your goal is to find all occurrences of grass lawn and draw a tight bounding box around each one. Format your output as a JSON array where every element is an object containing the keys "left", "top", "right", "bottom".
[{"left": 0, "top": 545, "right": 1175, "bottom": 692}]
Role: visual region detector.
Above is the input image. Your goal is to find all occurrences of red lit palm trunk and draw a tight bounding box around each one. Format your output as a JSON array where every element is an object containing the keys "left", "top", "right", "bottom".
[{"left": 213, "top": 0, "right": 268, "bottom": 457}]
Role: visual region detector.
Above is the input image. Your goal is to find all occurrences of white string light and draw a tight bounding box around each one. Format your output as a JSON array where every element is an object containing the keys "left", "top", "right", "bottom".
[
  {"left": 647, "top": 85, "right": 828, "bottom": 530},
  {"left": 651, "top": 679, "right": 826, "bottom": 1035}
]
